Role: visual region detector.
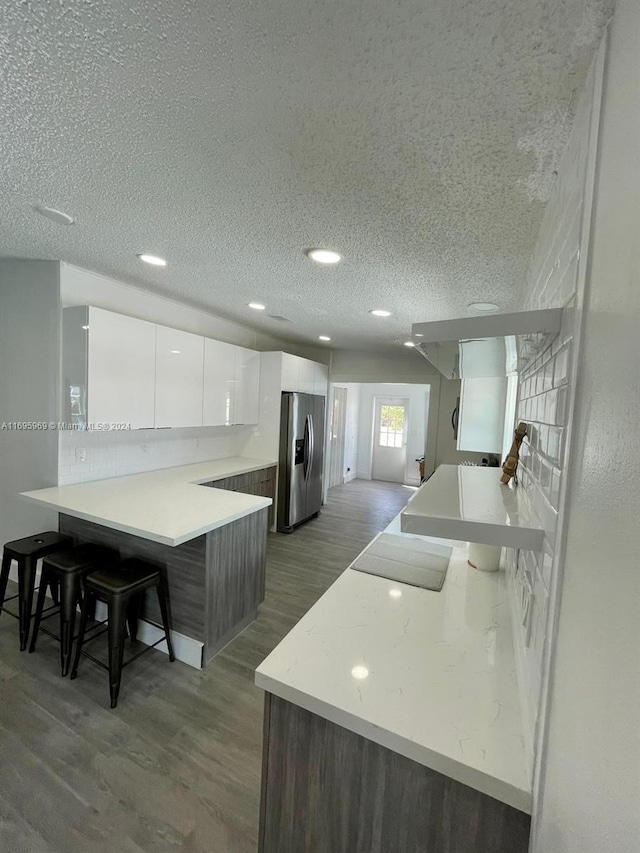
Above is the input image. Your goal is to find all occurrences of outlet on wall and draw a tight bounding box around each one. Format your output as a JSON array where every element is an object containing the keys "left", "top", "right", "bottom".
[{"left": 75, "top": 448, "right": 86, "bottom": 463}]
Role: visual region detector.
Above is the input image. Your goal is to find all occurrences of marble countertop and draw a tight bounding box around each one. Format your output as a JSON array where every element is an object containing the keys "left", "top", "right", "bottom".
[
  {"left": 401, "top": 464, "right": 544, "bottom": 551},
  {"left": 255, "top": 513, "right": 532, "bottom": 814},
  {"left": 21, "top": 457, "right": 277, "bottom": 547}
]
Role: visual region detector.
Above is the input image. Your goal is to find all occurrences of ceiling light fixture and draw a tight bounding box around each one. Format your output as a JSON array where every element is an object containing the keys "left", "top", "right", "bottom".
[
  {"left": 319, "top": 335, "right": 331, "bottom": 341},
  {"left": 33, "top": 205, "right": 75, "bottom": 226},
  {"left": 404, "top": 341, "right": 416, "bottom": 348},
  {"left": 414, "top": 333, "right": 423, "bottom": 337},
  {"left": 305, "top": 248, "right": 342, "bottom": 265},
  {"left": 468, "top": 302, "right": 500, "bottom": 312},
  {"left": 137, "top": 253, "right": 167, "bottom": 267},
  {"left": 351, "top": 665, "right": 369, "bottom": 680},
  {"left": 248, "top": 302, "right": 266, "bottom": 310},
  {"left": 170, "top": 350, "right": 181, "bottom": 354},
  {"left": 369, "top": 309, "right": 391, "bottom": 317}
]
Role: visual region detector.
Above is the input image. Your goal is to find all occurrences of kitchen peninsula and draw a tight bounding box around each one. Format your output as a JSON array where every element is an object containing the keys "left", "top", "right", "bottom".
[{"left": 21, "top": 456, "right": 276, "bottom": 668}]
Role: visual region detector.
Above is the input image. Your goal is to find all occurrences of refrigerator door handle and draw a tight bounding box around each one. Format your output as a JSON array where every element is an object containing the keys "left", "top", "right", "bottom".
[
  {"left": 303, "top": 415, "right": 311, "bottom": 480},
  {"left": 307, "top": 414, "right": 315, "bottom": 481}
]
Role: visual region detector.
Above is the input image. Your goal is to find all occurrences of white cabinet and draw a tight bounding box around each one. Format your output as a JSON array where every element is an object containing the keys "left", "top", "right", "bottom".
[
  {"left": 63, "top": 306, "right": 157, "bottom": 429},
  {"left": 298, "top": 358, "right": 316, "bottom": 394},
  {"left": 313, "top": 362, "right": 328, "bottom": 397},
  {"left": 87, "top": 307, "right": 157, "bottom": 429},
  {"left": 277, "top": 352, "right": 328, "bottom": 396},
  {"left": 155, "top": 326, "right": 204, "bottom": 428},
  {"left": 281, "top": 353, "right": 301, "bottom": 392},
  {"left": 234, "top": 346, "right": 260, "bottom": 424},
  {"left": 203, "top": 338, "right": 236, "bottom": 426},
  {"left": 457, "top": 377, "right": 508, "bottom": 453}
]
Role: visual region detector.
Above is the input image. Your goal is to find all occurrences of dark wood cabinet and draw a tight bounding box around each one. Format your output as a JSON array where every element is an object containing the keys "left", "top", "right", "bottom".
[
  {"left": 259, "top": 693, "right": 531, "bottom": 853},
  {"left": 204, "top": 465, "right": 277, "bottom": 527}
]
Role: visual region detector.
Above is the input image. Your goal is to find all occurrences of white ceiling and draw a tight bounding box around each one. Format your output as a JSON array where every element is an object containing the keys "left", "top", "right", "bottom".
[{"left": 0, "top": 0, "right": 612, "bottom": 351}]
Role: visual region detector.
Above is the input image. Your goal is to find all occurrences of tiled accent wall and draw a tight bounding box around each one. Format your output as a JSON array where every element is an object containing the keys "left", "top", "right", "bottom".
[
  {"left": 506, "top": 52, "right": 601, "bottom": 741},
  {"left": 58, "top": 425, "right": 252, "bottom": 485}
]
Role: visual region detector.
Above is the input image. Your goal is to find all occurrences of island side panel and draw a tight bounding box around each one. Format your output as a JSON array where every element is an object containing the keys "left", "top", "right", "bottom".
[
  {"left": 259, "top": 694, "right": 531, "bottom": 853},
  {"left": 58, "top": 513, "right": 206, "bottom": 642},
  {"left": 203, "top": 506, "right": 268, "bottom": 662}
]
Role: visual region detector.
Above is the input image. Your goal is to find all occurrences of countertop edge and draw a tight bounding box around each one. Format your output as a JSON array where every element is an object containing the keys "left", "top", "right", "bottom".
[{"left": 254, "top": 672, "right": 532, "bottom": 815}]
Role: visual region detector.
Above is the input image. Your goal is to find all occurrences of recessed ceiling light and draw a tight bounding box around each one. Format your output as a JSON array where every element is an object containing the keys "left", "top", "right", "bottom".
[
  {"left": 389, "top": 588, "right": 402, "bottom": 598},
  {"left": 33, "top": 205, "right": 75, "bottom": 226},
  {"left": 137, "top": 253, "right": 167, "bottom": 267},
  {"left": 351, "top": 665, "right": 369, "bottom": 680},
  {"left": 81, "top": 325, "right": 89, "bottom": 330},
  {"left": 370, "top": 309, "right": 391, "bottom": 317},
  {"left": 305, "top": 248, "right": 342, "bottom": 265},
  {"left": 170, "top": 350, "right": 181, "bottom": 354},
  {"left": 468, "top": 302, "right": 500, "bottom": 312},
  {"left": 404, "top": 341, "right": 416, "bottom": 347},
  {"left": 248, "top": 302, "right": 266, "bottom": 310},
  {"left": 319, "top": 335, "right": 331, "bottom": 341},
  {"left": 414, "top": 333, "right": 423, "bottom": 337}
]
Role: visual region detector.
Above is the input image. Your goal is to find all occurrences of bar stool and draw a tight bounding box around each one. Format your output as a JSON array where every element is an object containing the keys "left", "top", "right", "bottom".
[
  {"left": 0, "top": 532, "right": 72, "bottom": 650},
  {"left": 70, "top": 558, "right": 175, "bottom": 708},
  {"left": 28, "top": 543, "right": 116, "bottom": 676}
]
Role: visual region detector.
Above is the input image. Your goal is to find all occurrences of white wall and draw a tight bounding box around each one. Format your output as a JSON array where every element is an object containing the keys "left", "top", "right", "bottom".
[
  {"left": 355, "top": 384, "right": 431, "bottom": 485},
  {"left": 501, "top": 31, "right": 606, "bottom": 760},
  {"left": 61, "top": 263, "right": 330, "bottom": 362},
  {"left": 534, "top": 1, "right": 640, "bottom": 849},
  {"left": 330, "top": 348, "right": 438, "bottom": 383},
  {"left": 0, "top": 260, "right": 60, "bottom": 548}
]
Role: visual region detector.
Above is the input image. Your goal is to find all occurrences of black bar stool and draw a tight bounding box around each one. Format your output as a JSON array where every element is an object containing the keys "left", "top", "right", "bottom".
[
  {"left": 70, "top": 558, "right": 175, "bottom": 708},
  {"left": 28, "top": 543, "right": 116, "bottom": 676},
  {"left": 0, "top": 532, "right": 72, "bottom": 650}
]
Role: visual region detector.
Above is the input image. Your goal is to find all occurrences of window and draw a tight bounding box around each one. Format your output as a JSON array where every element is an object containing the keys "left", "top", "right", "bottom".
[{"left": 378, "top": 404, "right": 405, "bottom": 448}]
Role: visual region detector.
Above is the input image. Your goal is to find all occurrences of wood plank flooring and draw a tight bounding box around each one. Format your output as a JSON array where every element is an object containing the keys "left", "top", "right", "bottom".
[{"left": 0, "top": 479, "right": 412, "bottom": 853}]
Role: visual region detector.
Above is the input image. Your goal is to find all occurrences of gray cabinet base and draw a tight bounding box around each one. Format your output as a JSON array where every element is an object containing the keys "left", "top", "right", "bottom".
[
  {"left": 259, "top": 694, "right": 530, "bottom": 853},
  {"left": 59, "top": 508, "right": 268, "bottom": 665}
]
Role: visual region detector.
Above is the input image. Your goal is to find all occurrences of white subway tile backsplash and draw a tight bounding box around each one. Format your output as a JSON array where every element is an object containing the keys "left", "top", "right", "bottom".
[{"left": 58, "top": 425, "right": 252, "bottom": 486}]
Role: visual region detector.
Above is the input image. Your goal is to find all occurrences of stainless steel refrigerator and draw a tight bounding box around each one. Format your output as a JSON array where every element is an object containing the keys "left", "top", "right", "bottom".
[{"left": 277, "top": 392, "right": 325, "bottom": 533}]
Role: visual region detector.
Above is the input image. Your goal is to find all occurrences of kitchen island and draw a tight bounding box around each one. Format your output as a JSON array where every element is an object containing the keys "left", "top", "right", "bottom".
[
  {"left": 21, "top": 457, "right": 277, "bottom": 668},
  {"left": 255, "top": 513, "right": 532, "bottom": 852}
]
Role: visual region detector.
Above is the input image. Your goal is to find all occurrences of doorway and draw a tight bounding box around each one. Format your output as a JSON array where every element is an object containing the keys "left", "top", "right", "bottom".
[{"left": 371, "top": 397, "right": 409, "bottom": 483}]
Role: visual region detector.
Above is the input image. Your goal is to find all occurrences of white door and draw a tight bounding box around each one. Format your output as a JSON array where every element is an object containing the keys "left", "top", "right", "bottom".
[
  {"left": 328, "top": 386, "right": 347, "bottom": 488},
  {"left": 371, "top": 397, "right": 408, "bottom": 483}
]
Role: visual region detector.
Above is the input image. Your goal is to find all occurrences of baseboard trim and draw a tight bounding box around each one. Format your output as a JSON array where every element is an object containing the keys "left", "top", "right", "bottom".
[
  {"left": 343, "top": 471, "right": 357, "bottom": 483},
  {"left": 89, "top": 602, "right": 205, "bottom": 670}
]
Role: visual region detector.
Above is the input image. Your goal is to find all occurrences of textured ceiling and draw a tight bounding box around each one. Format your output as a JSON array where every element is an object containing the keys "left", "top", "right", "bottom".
[{"left": 0, "top": 0, "right": 612, "bottom": 351}]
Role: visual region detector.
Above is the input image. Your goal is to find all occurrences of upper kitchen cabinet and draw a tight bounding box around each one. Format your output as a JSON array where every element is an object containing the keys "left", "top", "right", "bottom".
[
  {"left": 203, "top": 338, "right": 236, "bottom": 426},
  {"left": 281, "top": 353, "right": 301, "bottom": 393},
  {"left": 155, "top": 325, "right": 204, "bottom": 428},
  {"left": 313, "top": 362, "right": 329, "bottom": 397},
  {"left": 276, "top": 352, "right": 329, "bottom": 396},
  {"left": 62, "top": 306, "right": 156, "bottom": 429},
  {"left": 234, "top": 346, "right": 260, "bottom": 424}
]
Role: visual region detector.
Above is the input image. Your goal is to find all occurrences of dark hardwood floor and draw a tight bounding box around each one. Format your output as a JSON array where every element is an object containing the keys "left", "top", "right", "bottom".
[{"left": 0, "top": 479, "right": 412, "bottom": 853}]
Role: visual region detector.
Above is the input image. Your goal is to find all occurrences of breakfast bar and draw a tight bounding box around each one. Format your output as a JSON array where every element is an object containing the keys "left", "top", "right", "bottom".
[{"left": 21, "top": 457, "right": 277, "bottom": 668}]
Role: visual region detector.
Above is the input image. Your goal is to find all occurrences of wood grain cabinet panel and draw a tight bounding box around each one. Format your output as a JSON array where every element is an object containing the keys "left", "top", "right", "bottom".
[{"left": 259, "top": 695, "right": 530, "bottom": 853}]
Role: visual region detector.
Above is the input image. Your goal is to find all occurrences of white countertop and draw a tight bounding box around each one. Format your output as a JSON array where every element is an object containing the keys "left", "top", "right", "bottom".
[
  {"left": 401, "top": 464, "right": 544, "bottom": 551},
  {"left": 255, "top": 513, "right": 532, "bottom": 814},
  {"left": 21, "top": 457, "right": 277, "bottom": 547}
]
